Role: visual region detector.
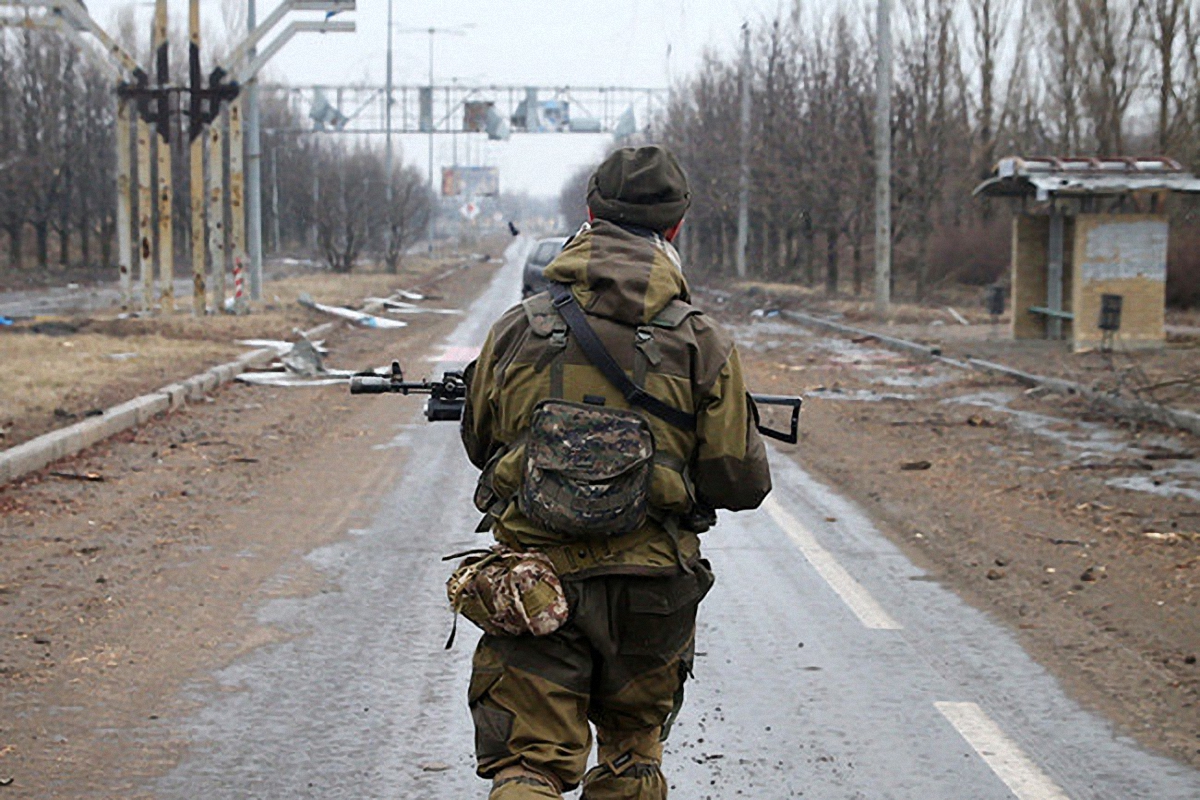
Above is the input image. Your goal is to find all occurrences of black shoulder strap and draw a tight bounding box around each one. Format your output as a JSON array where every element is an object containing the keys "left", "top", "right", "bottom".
[{"left": 548, "top": 282, "right": 696, "bottom": 431}]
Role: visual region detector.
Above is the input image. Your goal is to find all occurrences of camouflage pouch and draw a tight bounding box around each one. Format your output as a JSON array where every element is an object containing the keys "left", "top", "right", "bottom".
[
  {"left": 519, "top": 399, "right": 655, "bottom": 539},
  {"left": 446, "top": 546, "right": 570, "bottom": 638}
]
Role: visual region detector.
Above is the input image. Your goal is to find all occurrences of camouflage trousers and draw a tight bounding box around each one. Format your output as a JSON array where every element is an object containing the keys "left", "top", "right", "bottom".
[{"left": 469, "top": 562, "right": 714, "bottom": 799}]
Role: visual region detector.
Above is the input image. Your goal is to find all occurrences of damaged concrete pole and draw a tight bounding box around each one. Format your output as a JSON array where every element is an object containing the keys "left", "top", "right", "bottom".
[
  {"left": 735, "top": 22, "right": 750, "bottom": 279},
  {"left": 874, "top": 0, "right": 893, "bottom": 317},
  {"left": 188, "top": 0, "right": 206, "bottom": 316},
  {"left": 208, "top": 111, "right": 227, "bottom": 313},
  {"left": 229, "top": 95, "right": 249, "bottom": 313},
  {"left": 137, "top": 115, "right": 154, "bottom": 312},
  {"left": 116, "top": 97, "right": 134, "bottom": 309},
  {"left": 153, "top": 0, "right": 174, "bottom": 314}
]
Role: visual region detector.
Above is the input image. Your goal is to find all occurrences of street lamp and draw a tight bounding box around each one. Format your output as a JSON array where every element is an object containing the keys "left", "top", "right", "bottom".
[{"left": 397, "top": 22, "right": 475, "bottom": 254}]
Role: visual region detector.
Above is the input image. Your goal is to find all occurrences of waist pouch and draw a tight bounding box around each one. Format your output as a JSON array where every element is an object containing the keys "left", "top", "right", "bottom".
[
  {"left": 518, "top": 399, "right": 655, "bottom": 540},
  {"left": 446, "top": 545, "right": 569, "bottom": 638}
]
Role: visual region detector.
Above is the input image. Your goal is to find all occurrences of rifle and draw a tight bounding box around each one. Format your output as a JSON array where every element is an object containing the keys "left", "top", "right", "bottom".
[
  {"left": 349, "top": 362, "right": 466, "bottom": 421},
  {"left": 350, "top": 361, "right": 802, "bottom": 444}
]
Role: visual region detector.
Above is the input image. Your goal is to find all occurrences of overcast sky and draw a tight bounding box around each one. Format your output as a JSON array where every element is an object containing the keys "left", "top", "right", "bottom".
[{"left": 83, "top": 0, "right": 784, "bottom": 197}]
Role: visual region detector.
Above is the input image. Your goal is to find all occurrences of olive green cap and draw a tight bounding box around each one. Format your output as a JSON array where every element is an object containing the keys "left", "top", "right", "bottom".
[{"left": 586, "top": 145, "right": 691, "bottom": 232}]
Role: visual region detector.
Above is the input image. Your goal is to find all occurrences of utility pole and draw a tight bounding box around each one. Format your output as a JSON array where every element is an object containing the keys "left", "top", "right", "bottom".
[
  {"left": 153, "top": 0, "right": 174, "bottom": 313},
  {"left": 735, "top": 22, "right": 751, "bottom": 279},
  {"left": 385, "top": 0, "right": 395, "bottom": 270},
  {"left": 398, "top": 24, "right": 474, "bottom": 256},
  {"left": 271, "top": 145, "right": 282, "bottom": 253},
  {"left": 208, "top": 112, "right": 227, "bottom": 312},
  {"left": 230, "top": 95, "right": 248, "bottom": 312},
  {"left": 874, "top": 0, "right": 893, "bottom": 316},
  {"left": 247, "top": 0, "right": 264, "bottom": 301},
  {"left": 427, "top": 29, "right": 434, "bottom": 255},
  {"left": 189, "top": 0, "right": 205, "bottom": 315},
  {"left": 116, "top": 97, "right": 134, "bottom": 308}
]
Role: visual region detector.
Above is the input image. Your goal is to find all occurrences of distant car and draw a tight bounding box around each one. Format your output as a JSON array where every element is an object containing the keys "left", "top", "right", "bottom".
[{"left": 522, "top": 236, "right": 568, "bottom": 298}]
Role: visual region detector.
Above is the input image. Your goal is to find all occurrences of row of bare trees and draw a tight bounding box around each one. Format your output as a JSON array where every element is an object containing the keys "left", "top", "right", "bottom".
[
  {"left": 0, "top": 28, "right": 433, "bottom": 276},
  {"left": 0, "top": 31, "right": 117, "bottom": 273},
  {"left": 658, "top": 0, "right": 1200, "bottom": 302}
]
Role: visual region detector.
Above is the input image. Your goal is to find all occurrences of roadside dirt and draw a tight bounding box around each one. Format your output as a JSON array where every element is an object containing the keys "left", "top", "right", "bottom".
[
  {"left": 0, "top": 256, "right": 499, "bottom": 798},
  {"left": 712, "top": 288, "right": 1200, "bottom": 769}
]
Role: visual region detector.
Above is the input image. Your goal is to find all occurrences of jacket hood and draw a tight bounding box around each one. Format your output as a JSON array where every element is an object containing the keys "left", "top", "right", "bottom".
[{"left": 541, "top": 219, "right": 690, "bottom": 326}]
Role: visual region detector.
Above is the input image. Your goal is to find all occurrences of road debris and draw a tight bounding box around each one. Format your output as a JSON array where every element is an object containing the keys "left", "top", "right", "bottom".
[
  {"left": 901, "top": 460, "right": 933, "bottom": 471},
  {"left": 297, "top": 293, "right": 407, "bottom": 329},
  {"left": 237, "top": 333, "right": 371, "bottom": 387},
  {"left": 945, "top": 306, "right": 970, "bottom": 325},
  {"left": 364, "top": 298, "right": 462, "bottom": 316},
  {"left": 49, "top": 471, "right": 104, "bottom": 482}
]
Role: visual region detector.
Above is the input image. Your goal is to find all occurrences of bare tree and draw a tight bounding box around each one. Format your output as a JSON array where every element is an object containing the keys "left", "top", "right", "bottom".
[
  {"left": 1077, "top": 0, "right": 1149, "bottom": 154},
  {"left": 384, "top": 165, "right": 433, "bottom": 272}
]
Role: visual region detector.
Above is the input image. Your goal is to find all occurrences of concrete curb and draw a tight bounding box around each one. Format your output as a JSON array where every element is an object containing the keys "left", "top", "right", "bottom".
[
  {"left": 780, "top": 310, "right": 942, "bottom": 361},
  {"left": 0, "top": 321, "right": 338, "bottom": 487}
]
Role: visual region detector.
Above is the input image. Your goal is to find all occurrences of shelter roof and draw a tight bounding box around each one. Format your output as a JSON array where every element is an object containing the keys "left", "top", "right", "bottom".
[{"left": 974, "top": 156, "right": 1200, "bottom": 199}]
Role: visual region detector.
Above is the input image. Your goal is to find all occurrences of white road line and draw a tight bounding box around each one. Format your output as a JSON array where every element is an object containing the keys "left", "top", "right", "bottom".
[
  {"left": 762, "top": 495, "right": 902, "bottom": 630},
  {"left": 935, "top": 701, "right": 1071, "bottom": 800}
]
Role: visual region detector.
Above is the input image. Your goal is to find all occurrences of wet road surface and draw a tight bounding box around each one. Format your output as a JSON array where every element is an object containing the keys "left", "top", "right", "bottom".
[{"left": 155, "top": 239, "right": 1200, "bottom": 799}]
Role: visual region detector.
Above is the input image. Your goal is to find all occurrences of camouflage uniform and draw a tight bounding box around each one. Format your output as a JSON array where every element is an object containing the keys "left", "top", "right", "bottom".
[{"left": 461, "top": 146, "right": 772, "bottom": 799}]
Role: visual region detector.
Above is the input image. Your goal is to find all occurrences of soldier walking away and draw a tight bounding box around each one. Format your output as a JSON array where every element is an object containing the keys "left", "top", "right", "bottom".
[{"left": 459, "top": 145, "right": 772, "bottom": 799}]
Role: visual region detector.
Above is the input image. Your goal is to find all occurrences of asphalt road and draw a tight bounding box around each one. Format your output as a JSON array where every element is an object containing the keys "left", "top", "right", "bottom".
[{"left": 155, "top": 239, "right": 1200, "bottom": 799}]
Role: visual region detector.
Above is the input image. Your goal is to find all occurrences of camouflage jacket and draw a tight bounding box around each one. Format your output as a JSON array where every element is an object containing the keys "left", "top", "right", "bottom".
[{"left": 461, "top": 219, "right": 772, "bottom": 578}]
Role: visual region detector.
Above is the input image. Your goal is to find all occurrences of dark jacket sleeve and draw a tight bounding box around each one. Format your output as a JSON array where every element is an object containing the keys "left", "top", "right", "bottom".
[{"left": 692, "top": 345, "right": 772, "bottom": 511}]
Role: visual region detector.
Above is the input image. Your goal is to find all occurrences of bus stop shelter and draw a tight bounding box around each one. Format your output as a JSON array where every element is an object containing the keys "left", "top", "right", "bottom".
[{"left": 974, "top": 156, "right": 1200, "bottom": 351}]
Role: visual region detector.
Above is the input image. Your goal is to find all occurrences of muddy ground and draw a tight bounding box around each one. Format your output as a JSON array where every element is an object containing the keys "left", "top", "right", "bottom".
[{"left": 0, "top": 262, "right": 1197, "bottom": 796}]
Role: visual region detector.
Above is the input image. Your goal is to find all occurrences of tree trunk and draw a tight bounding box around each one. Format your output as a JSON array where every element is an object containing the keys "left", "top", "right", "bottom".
[
  {"left": 851, "top": 237, "right": 863, "bottom": 296},
  {"left": 35, "top": 221, "right": 49, "bottom": 268},
  {"left": 802, "top": 216, "right": 816, "bottom": 286},
  {"left": 6, "top": 226, "right": 21, "bottom": 270},
  {"left": 80, "top": 207, "right": 90, "bottom": 267},
  {"left": 825, "top": 227, "right": 839, "bottom": 295},
  {"left": 915, "top": 233, "right": 931, "bottom": 301}
]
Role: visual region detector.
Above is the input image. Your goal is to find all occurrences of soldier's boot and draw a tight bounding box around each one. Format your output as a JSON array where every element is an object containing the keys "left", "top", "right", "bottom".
[
  {"left": 580, "top": 726, "right": 667, "bottom": 800},
  {"left": 489, "top": 763, "right": 564, "bottom": 799}
]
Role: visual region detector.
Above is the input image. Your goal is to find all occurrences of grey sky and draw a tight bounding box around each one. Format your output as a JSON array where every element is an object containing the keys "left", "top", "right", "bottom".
[{"left": 81, "top": 0, "right": 780, "bottom": 197}]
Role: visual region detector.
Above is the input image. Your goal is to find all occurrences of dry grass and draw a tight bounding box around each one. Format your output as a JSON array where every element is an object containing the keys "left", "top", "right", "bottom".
[
  {"left": 0, "top": 250, "right": 481, "bottom": 448},
  {"left": 0, "top": 333, "right": 240, "bottom": 432}
]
